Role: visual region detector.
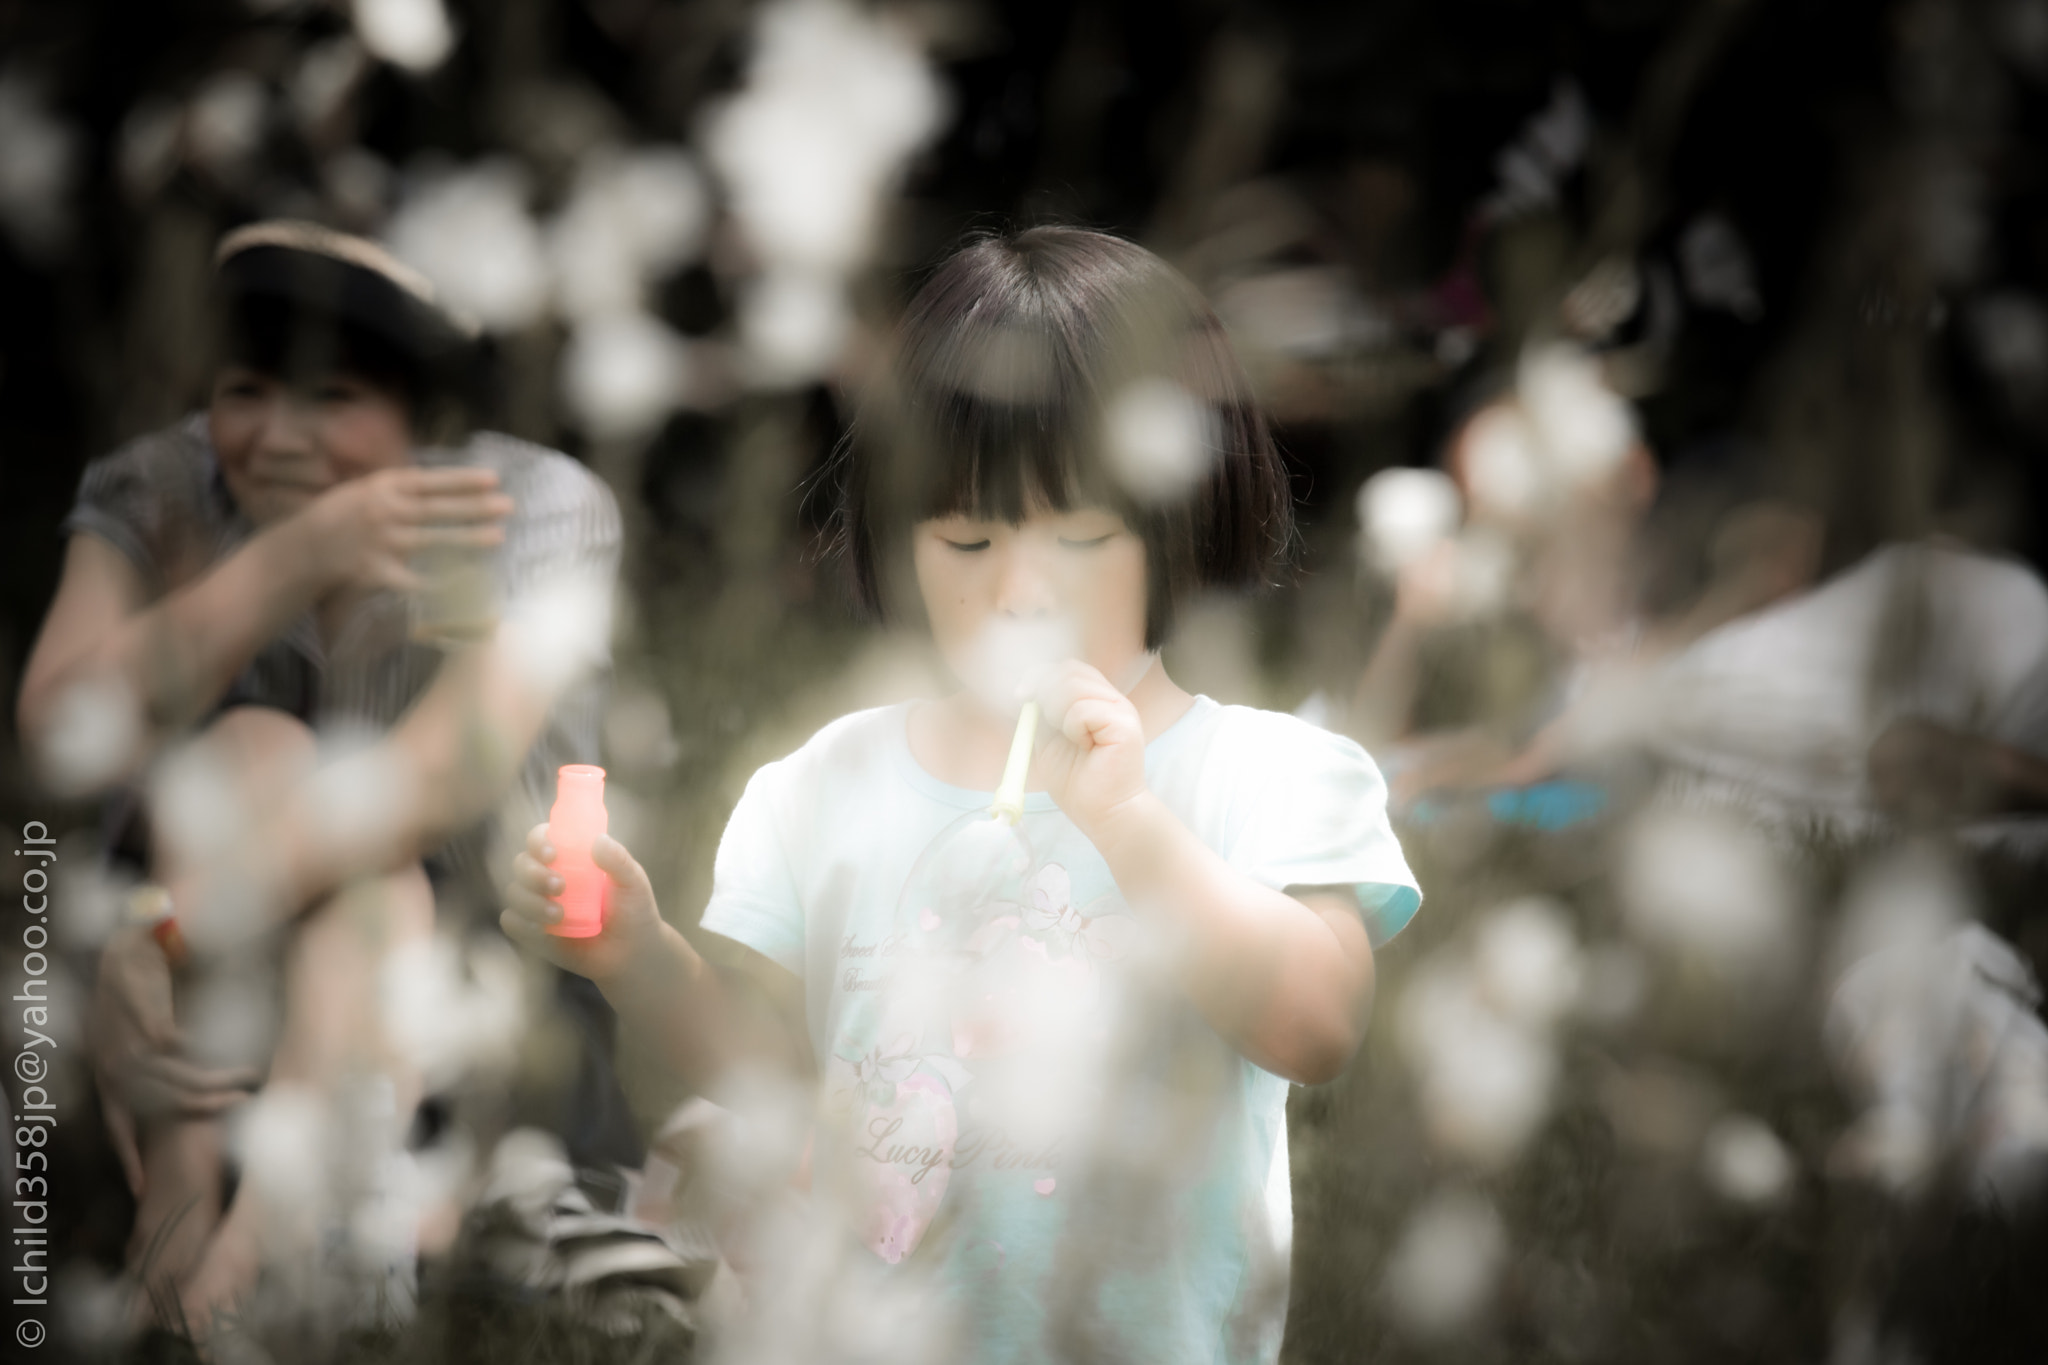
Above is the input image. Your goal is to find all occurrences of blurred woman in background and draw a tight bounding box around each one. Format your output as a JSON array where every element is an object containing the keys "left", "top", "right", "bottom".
[{"left": 17, "top": 222, "right": 629, "bottom": 1336}]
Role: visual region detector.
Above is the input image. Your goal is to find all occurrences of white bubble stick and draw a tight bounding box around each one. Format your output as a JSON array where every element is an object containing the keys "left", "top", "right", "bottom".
[{"left": 989, "top": 702, "right": 1039, "bottom": 825}]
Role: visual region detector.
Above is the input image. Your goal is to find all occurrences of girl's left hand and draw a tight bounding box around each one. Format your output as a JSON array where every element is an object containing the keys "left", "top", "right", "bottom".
[{"left": 1031, "top": 660, "right": 1151, "bottom": 835}]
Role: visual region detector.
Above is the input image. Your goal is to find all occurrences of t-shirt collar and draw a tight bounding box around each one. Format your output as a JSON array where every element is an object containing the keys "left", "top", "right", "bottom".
[{"left": 891, "top": 694, "right": 1216, "bottom": 811}]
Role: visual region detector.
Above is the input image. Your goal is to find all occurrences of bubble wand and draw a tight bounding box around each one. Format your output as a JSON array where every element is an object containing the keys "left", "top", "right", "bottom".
[{"left": 988, "top": 701, "right": 1039, "bottom": 824}]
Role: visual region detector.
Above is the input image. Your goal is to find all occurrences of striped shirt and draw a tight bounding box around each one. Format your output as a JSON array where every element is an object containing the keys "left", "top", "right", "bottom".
[{"left": 64, "top": 412, "right": 622, "bottom": 904}]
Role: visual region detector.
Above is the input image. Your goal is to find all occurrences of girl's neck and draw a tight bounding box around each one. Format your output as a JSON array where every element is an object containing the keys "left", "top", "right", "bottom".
[{"left": 909, "top": 655, "right": 1196, "bottom": 792}]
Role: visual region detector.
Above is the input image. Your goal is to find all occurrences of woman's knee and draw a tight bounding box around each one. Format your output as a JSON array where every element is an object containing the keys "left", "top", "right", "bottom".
[{"left": 194, "top": 705, "right": 317, "bottom": 790}]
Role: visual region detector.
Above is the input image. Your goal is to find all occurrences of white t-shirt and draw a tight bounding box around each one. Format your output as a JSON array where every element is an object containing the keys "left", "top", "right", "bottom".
[
  {"left": 1648, "top": 543, "right": 2048, "bottom": 827},
  {"left": 700, "top": 696, "right": 1419, "bottom": 1365}
]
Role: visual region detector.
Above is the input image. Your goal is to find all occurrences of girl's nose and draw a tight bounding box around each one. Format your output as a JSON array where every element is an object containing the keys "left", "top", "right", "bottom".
[{"left": 993, "top": 541, "right": 1057, "bottom": 617}]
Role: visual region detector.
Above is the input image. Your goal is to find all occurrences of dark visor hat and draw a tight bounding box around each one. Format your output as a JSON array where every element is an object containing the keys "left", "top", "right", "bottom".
[{"left": 213, "top": 220, "right": 477, "bottom": 385}]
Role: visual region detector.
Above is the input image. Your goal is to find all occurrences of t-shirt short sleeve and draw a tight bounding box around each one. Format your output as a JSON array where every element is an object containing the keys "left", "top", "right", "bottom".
[
  {"left": 1220, "top": 711, "right": 1422, "bottom": 946},
  {"left": 699, "top": 758, "right": 808, "bottom": 974},
  {"left": 62, "top": 416, "right": 227, "bottom": 596}
]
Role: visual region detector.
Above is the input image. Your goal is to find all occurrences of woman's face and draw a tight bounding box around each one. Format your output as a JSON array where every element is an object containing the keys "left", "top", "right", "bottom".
[
  {"left": 208, "top": 365, "right": 412, "bottom": 525},
  {"left": 912, "top": 504, "right": 1153, "bottom": 710}
]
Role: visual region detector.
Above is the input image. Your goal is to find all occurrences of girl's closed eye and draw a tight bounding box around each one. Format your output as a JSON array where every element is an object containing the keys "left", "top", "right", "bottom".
[{"left": 1054, "top": 511, "right": 1126, "bottom": 550}]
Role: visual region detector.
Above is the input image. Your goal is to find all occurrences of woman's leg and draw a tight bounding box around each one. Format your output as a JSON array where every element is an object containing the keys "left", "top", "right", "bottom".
[
  {"left": 174, "top": 862, "right": 434, "bottom": 1333},
  {"left": 126, "top": 706, "right": 315, "bottom": 1321}
]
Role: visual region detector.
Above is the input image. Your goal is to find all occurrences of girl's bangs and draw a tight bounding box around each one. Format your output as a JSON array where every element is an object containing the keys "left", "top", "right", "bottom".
[
  {"left": 912, "top": 387, "right": 1122, "bottom": 526},
  {"left": 897, "top": 313, "right": 1124, "bottom": 524}
]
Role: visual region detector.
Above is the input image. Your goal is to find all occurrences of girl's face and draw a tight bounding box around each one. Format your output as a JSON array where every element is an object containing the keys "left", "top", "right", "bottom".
[
  {"left": 209, "top": 364, "right": 413, "bottom": 525},
  {"left": 913, "top": 504, "right": 1152, "bottom": 707}
]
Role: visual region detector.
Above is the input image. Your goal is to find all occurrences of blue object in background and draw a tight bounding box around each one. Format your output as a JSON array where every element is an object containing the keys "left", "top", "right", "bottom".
[{"left": 1402, "top": 780, "right": 1608, "bottom": 831}]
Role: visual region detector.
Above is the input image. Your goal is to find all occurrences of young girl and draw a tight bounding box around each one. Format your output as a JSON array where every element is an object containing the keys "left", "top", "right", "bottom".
[{"left": 503, "top": 227, "right": 1420, "bottom": 1364}]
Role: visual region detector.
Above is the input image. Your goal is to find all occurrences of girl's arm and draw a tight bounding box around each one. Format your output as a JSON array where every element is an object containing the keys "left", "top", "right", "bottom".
[
  {"left": 501, "top": 830, "right": 812, "bottom": 1096},
  {"left": 1037, "top": 665, "right": 1377, "bottom": 1086}
]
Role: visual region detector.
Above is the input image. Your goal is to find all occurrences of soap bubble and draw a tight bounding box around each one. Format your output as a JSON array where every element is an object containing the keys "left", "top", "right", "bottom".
[
  {"left": 151, "top": 739, "right": 248, "bottom": 870},
  {"left": 1827, "top": 839, "right": 1970, "bottom": 985},
  {"left": 1399, "top": 953, "right": 1557, "bottom": 1167},
  {"left": 1967, "top": 292, "right": 2048, "bottom": 409},
  {"left": 233, "top": 1083, "right": 333, "bottom": 1247},
  {"left": 502, "top": 568, "right": 616, "bottom": 696},
  {"left": 0, "top": 73, "right": 79, "bottom": 258},
  {"left": 1383, "top": 1187, "right": 1509, "bottom": 1338},
  {"left": 53, "top": 850, "right": 126, "bottom": 951},
  {"left": 1702, "top": 1114, "right": 1796, "bottom": 1207},
  {"left": 1576, "top": 941, "right": 1650, "bottom": 1026},
  {"left": 292, "top": 37, "right": 368, "bottom": 132},
  {"left": 560, "top": 311, "right": 690, "bottom": 438},
  {"left": 1104, "top": 378, "right": 1214, "bottom": 504},
  {"left": 1616, "top": 807, "right": 1801, "bottom": 982},
  {"left": 954, "top": 615, "right": 1079, "bottom": 716},
  {"left": 548, "top": 146, "right": 708, "bottom": 321},
  {"left": 353, "top": 0, "right": 458, "bottom": 75},
  {"left": 387, "top": 160, "right": 548, "bottom": 331},
  {"left": 740, "top": 271, "right": 853, "bottom": 387},
  {"left": 301, "top": 736, "right": 416, "bottom": 874},
  {"left": 707, "top": 0, "right": 945, "bottom": 383},
  {"left": 1357, "top": 467, "right": 1462, "bottom": 574},
  {"left": 37, "top": 674, "right": 142, "bottom": 796},
  {"left": 1679, "top": 214, "right": 1764, "bottom": 321},
  {"left": 707, "top": 0, "right": 944, "bottom": 273},
  {"left": 1458, "top": 404, "right": 1545, "bottom": 519},
  {"left": 1472, "top": 896, "right": 1582, "bottom": 1027},
  {"left": 183, "top": 967, "right": 282, "bottom": 1074},
  {"left": 187, "top": 71, "right": 268, "bottom": 182},
  {"left": 1516, "top": 342, "right": 1636, "bottom": 487},
  {"left": 381, "top": 932, "right": 526, "bottom": 1089},
  {"left": 116, "top": 98, "right": 180, "bottom": 201}
]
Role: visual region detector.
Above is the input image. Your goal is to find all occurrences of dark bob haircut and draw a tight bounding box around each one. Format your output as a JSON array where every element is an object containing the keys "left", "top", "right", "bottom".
[
  {"left": 212, "top": 221, "right": 477, "bottom": 438},
  {"left": 829, "top": 225, "right": 1294, "bottom": 650}
]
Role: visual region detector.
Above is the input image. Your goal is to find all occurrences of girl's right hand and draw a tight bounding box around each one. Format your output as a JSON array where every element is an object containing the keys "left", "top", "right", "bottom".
[{"left": 501, "top": 823, "right": 666, "bottom": 987}]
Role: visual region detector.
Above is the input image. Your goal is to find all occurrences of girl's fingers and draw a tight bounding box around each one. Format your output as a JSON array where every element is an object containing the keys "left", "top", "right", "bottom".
[
  {"left": 1035, "top": 661, "right": 1135, "bottom": 746},
  {"left": 1060, "top": 696, "right": 1137, "bottom": 749},
  {"left": 591, "top": 835, "right": 649, "bottom": 892},
  {"left": 512, "top": 851, "right": 564, "bottom": 895},
  {"left": 525, "top": 823, "right": 556, "bottom": 863},
  {"left": 499, "top": 909, "right": 563, "bottom": 966},
  {"left": 499, "top": 907, "right": 553, "bottom": 953},
  {"left": 504, "top": 882, "right": 562, "bottom": 925}
]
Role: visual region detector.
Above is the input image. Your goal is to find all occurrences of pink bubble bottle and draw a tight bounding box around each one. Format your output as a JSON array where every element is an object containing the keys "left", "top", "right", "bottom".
[{"left": 548, "top": 764, "right": 609, "bottom": 937}]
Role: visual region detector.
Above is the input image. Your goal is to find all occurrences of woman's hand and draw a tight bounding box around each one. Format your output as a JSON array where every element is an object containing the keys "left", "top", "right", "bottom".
[
  {"left": 501, "top": 824, "right": 669, "bottom": 989},
  {"left": 89, "top": 925, "right": 260, "bottom": 1197},
  {"left": 291, "top": 466, "right": 512, "bottom": 596},
  {"left": 1031, "top": 660, "right": 1153, "bottom": 838}
]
